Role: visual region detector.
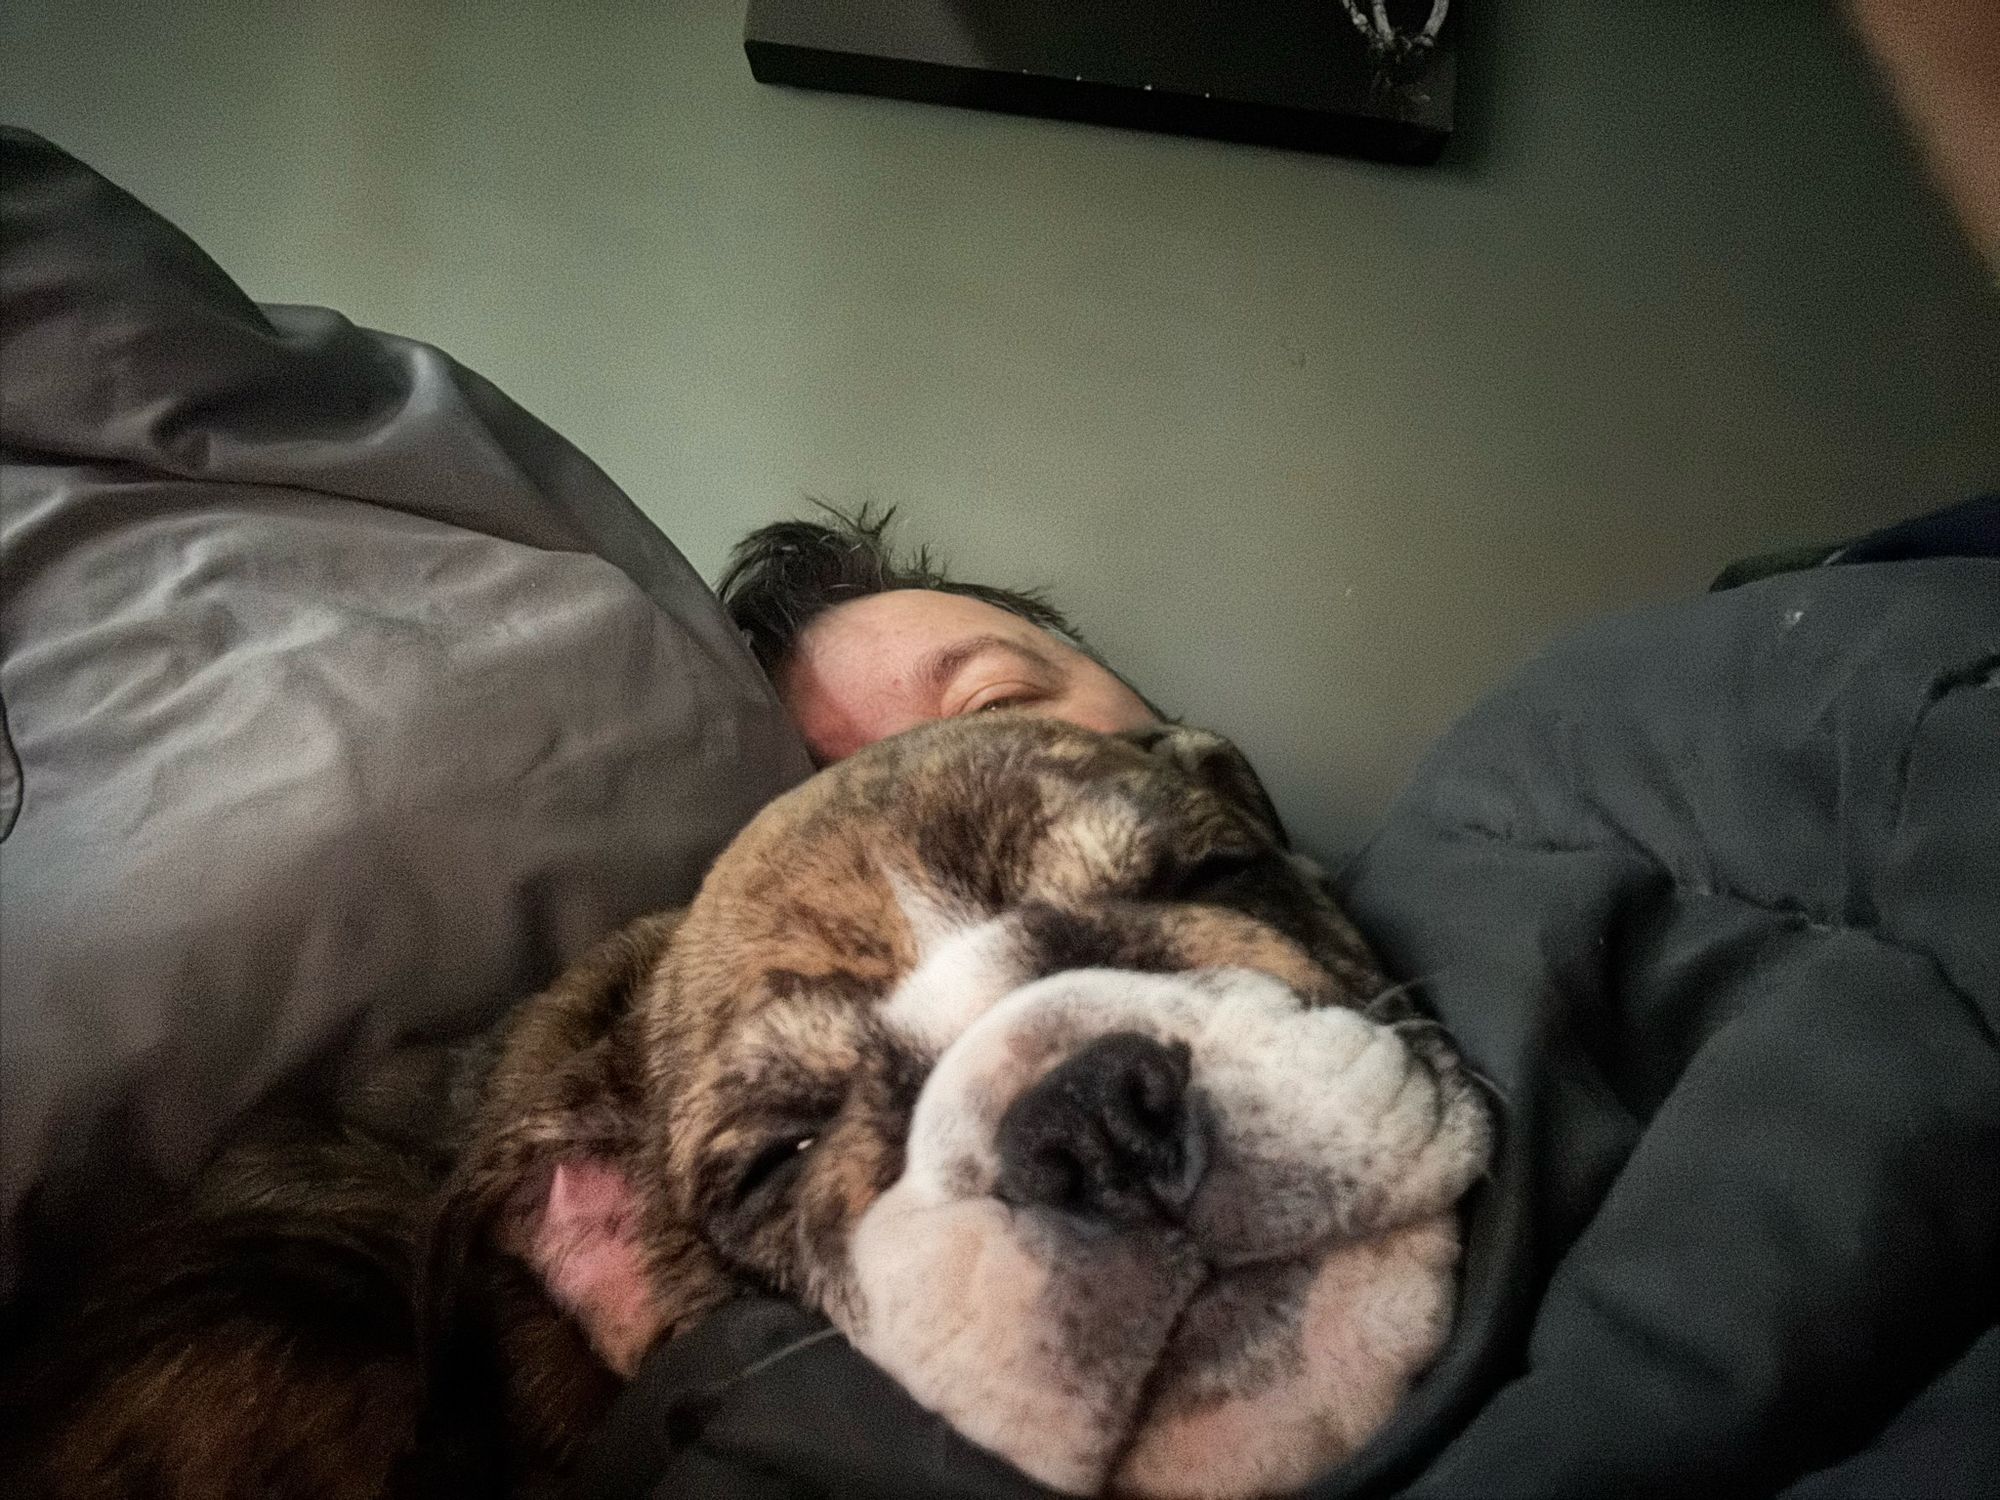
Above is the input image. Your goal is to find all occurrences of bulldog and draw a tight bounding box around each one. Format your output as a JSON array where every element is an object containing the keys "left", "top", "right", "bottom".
[{"left": 9, "top": 715, "right": 1491, "bottom": 1500}]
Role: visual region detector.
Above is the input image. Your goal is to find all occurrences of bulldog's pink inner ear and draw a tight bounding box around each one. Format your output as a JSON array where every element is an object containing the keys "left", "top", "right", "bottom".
[{"left": 526, "top": 1157, "right": 665, "bottom": 1378}]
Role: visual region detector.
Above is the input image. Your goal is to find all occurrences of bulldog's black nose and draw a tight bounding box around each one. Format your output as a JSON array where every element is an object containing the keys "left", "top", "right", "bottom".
[{"left": 995, "top": 1032, "right": 1205, "bottom": 1227}]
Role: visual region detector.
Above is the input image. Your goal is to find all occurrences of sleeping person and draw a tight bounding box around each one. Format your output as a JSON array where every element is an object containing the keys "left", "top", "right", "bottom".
[{"left": 718, "top": 503, "right": 1160, "bottom": 764}]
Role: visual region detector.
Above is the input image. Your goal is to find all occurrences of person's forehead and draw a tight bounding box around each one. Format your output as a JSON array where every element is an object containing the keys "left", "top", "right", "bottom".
[
  {"left": 802, "top": 590, "right": 1052, "bottom": 670},
  {"left": 781, "top": 590, "right": 1063, "bottom": 762}
]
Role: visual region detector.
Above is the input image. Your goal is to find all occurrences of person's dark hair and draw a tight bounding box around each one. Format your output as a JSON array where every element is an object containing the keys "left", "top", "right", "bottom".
[{"left": 718, "top": 502, "right": 1090, "bottom": 681}]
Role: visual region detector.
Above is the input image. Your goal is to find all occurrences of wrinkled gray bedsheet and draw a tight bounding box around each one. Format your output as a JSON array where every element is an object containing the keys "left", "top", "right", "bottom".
[{"left": 0, "top": 129, "right": 811, "bottom": 1302}]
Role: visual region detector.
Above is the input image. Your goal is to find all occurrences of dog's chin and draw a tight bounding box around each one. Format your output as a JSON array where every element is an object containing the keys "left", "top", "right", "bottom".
[
  {"left": 838, "top": 1198, "right": 1462, "bottom": 1500},
  {"left": 1109, "top": 1215, "right": 1461, "bottom": 1500}
]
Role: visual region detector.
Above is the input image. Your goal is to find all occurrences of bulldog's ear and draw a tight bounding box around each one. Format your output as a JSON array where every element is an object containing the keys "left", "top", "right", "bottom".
[
  {"left": 1120, "top": 723, "right": 1292, "bottom": 850},
  {"left": 417, "top": 913, "right": 699, "bottom": 1442}
]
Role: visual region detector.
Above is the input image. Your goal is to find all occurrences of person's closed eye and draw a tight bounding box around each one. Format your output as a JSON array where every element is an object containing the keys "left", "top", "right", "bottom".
[{"left": 959, "top": 688, "right": 1041, "bottom": 715}]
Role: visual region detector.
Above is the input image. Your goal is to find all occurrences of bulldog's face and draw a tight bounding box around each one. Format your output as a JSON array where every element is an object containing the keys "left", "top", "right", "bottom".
[{"left": 490, "top": 716, "right": 1490, "bottom": 1499}]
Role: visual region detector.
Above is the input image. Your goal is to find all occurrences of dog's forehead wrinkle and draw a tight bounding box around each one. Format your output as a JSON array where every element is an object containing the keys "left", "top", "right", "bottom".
[
  {"left": 1015, "top": 902, "right": 1184, "bottom": 980},
  {"left": 758, "top": 967, "right": 884, "bottom": 1007},
  {"left": 906, "top": 758, "right": 1061, "bottom": 913},
  {"left": 791, "top": 902, "right": 903, "bottom": 968}
]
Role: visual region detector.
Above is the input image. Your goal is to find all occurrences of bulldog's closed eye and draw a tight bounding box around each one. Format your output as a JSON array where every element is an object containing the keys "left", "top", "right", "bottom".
[
  {"left": 733, "top": 1132, "right": 820, "bottom": 1209},
  {"left": 1164, "top": 848, "right": 1264, "bottom": 901}
]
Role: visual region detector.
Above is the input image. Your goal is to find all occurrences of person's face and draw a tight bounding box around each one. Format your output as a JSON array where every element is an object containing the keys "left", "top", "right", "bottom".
[{"left": 778, "top": 589, "right": 1159, "bottom": 764}]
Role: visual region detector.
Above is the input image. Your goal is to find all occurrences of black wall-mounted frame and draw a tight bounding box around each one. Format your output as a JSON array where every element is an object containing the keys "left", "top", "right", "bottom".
[{"left": 744, "top": 2, "right": 1457, "bottom": 166}]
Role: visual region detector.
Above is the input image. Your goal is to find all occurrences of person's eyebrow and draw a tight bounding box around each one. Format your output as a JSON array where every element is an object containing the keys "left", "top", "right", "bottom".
[{"left": 919, "top": 633, "right": 1058, "bottom": 698}]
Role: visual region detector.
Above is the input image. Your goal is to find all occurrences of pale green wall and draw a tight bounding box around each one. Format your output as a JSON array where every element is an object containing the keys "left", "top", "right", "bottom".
[{"left": 7, "top": 0, "right": 1997, "bottom": 854}]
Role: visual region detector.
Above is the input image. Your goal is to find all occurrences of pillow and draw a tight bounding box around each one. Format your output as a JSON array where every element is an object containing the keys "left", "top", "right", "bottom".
[{"left": 0, "top": 129, "right": 812, "bottom": 1301}]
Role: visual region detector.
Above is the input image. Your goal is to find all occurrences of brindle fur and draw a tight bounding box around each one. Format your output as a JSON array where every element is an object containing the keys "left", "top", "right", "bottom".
[{"left": 2, "top": 717, "right": 1395, "bottom": 1498}]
